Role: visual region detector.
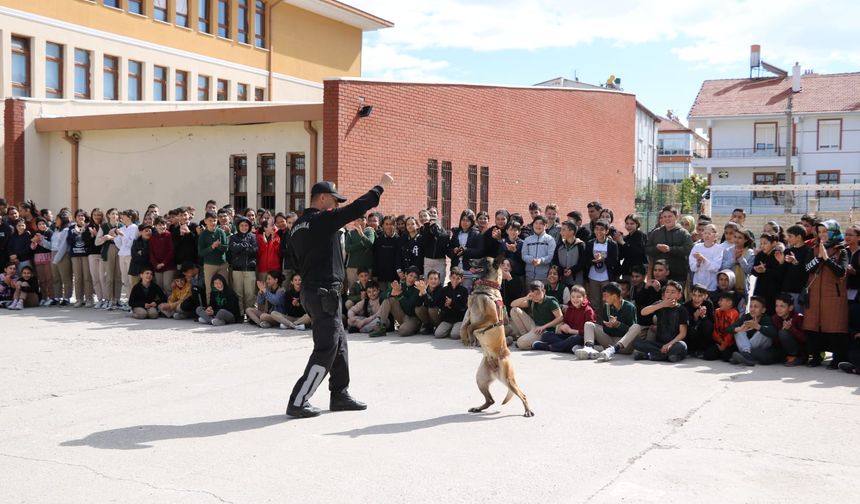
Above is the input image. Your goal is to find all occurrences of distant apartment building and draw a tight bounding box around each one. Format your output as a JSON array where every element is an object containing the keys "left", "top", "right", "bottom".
[
  {"left": 689, "top": 63, "right": 860, "bottom": 214},
  {"left": 656, "top": 111, "right": 708, "bottom": 184}
]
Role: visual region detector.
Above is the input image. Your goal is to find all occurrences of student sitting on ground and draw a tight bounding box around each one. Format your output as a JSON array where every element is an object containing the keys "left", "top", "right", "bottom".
[
  {"left": 345, "top": 267, "right": 371, "bottom": 310},
  {"left": 129, "top": 267, "right": 166, "bottom": 319},
  {"left": 6, "top": 264, "right": 40, "bottom": 310},
  {"left": 532, "top": 285, "right": 595, "bottom": 352},
  {"left": 387, "top": 266, "right": 424, "bottom": 336},
  {"left": 158, "top": 275, "right": 190, "bottom": 319},
  {"left": 727, "top": 295, "right": 778, "bottom": 366},
  {"left": 577, "top": 282, "right": 641, "bottom": 361},
  {"left": 173, "top": 262, "right": 205, "bottom": 320},
  {"left": 633, "top": 280, "right": 689, "bottom": 362},
  {"left": 196, "top": 273, "right": 241, "bottom": 326},
  {"left": 683, "top": 283, "right": 715, "bottom": 357},
  {"left": 246, "top": 271, "right": 287, "bottom": 329},
  {"left": 435, "top": 267, "right": 469, "bottom": 339},
  {"left": 702, "top": 291, "right": 739, "bottom": 361},
  {"left": 0, "top": 263, "right": 18, "bottom": 309},
  {"left": 347, "top": 280, "right": 389, "bottom": 337},
  {"left": 270, "top": 273, "right": 312, "bottom": 330},
  {"left": 510, "top": 280, "right": 564, "bottom": 350},
  {"left": 415, "top": 269, "right": 444, "bottom": 334},
  {"left": 773, "top": 292, "right": 806, "bottom": 367}
]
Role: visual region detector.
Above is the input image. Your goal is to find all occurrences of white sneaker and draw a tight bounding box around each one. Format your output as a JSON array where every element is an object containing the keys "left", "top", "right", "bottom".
[
  {"left": 279, "top": 323, "right": 289, "bottom": 329},
  {"left": 571, "top": 345, "right": 583, "bottom": 354},
  {"left": 10, "top": 300, "right": 23, "bottom": 310},
  {"left": 39, "top": 299, "right": 49, "bottom": 307},
  {"left": 295, "top": 324, "right": 306, "bottom": 331},
  {"left": 574, "top": 346, "right": 599, "bottom": 360},
  {"left": 596, "top": 346, "right": 617, "bottom": 362}
]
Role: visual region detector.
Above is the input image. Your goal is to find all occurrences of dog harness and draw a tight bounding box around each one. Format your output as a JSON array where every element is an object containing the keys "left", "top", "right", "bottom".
[{"left": 471, "top": 279, "right": 505, "bottom": 334}]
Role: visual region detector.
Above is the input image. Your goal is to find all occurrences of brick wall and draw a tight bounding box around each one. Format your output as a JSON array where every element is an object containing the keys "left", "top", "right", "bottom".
[
  {"left": 4, "top": 99, "right": 25, "bottom": 203},
  {"left": 323, "top": 80, "right": 636, "bottom": 226}
]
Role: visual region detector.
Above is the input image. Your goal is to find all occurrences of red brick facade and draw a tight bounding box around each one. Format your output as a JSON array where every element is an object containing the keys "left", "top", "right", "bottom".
[
  {"left": 4, "top": 98, "right": 26, "bottom": 203},
  {"left": 323, "top": 80, "right": 636, "bottom": 227}
]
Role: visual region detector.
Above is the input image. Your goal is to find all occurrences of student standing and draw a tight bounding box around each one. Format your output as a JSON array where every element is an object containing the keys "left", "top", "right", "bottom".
[
  {"left": 751, "top": 232, "right": 783, "bottom": 314},
  {"left": 399, "top": 216, "right": 423, "bottom": 275},
  {"left": 67, "top": 211, "right": 94, "bottom": 307},
  {"left": 256, "top": 220, "right": 281, "bottom": 283},
  {"left": 552, "top": 220, "right": 585, "bottom": 289},
  {"left": 688, "top": 223, "right": 722, "bottom": 291},
  {"left": 115, "top": 209, "right": 140, "bottom": 304},
  {"left": 128, "top": 224, "right": 154, "bottom": 296},
  {"left": 617, "top": 213, "right": 647, "bottom": 278},
  {"left": 198, "top": 211, "right": 229, "bottom": 301},
  {"left": 646, "top": 206, "right": 693, "bottom": 284},
  {"left": 803, "top": 220, "right": 849, "bottom": 368},
  {"left": 521, "top": 215, "right": 556, "bottom": 284},
  {"left": 31, "top": 218, "right": 54, "bottom": 305},
  {"left": 449, "top": 210, "right": 484, "bottom": 290},
  {"left": 95, "top": 209, "right": 121, "bottom": 309},
  {"left": 372, "top": 215, "right": 400, "bottom": 284},
  {"left": 86, "top": 209, "right": 106, "bottom": 308},
  {"left": 583, "top": 219, "right": 619, "bottom": 307},
  {"left": 345, "top": 215, "right": 375, "bottom": 288},
  {"left": 228, "top": 216, "right": 258, "bottom": 313},
  {"left": 778, "top": 225, "right": 811, "bottom": 313},
  {"left": 418, "top": 208, "right": 449, "bottom": 283},
  {"left": 149, "top": 217, "right": 176, "bottom": 294},
  {"left": 50, "top": 213, "right": 72, "bottom": 306}
]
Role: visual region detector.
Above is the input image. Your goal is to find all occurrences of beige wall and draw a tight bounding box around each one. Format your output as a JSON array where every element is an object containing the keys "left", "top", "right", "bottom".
[{"left": 22, "top": 103, "right": 323, "bottom": 214}]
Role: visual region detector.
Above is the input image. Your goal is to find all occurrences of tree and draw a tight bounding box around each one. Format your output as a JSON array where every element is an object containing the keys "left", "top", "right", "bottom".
[{"left": 679, "top": 174, "right": 709, "bottom": 214}]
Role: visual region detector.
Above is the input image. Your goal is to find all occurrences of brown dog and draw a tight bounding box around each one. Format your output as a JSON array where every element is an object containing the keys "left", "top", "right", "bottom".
[{"left": 460, "top": 257, "right": 534, "bottom": 417}]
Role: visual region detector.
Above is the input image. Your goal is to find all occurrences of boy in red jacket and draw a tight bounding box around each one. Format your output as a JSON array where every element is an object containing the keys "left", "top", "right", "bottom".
[
  {"left": 149, "top": 217, "right": 176, "bottom": 293},
  {"left": 773, "top": 292, "right": 805, "bottom": 366},
  {"left": 532, "top": 285, "right": 596, "bottom": 352},
  {"left": 702, "top": 291, "right": 739, "bottom": 361},
  {"left": 255, "top": 220, "right": 281, "bottom": 282}
]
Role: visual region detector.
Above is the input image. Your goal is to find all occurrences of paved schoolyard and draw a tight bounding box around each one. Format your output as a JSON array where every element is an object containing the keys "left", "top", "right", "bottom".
[{"left": 1, "top": 308, "right": 858, "bottom": 503}]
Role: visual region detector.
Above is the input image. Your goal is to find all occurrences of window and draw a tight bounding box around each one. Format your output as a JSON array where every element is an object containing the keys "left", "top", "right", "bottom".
[
  {"left": 199, "top": 0, "right": 211, "bottom": 32},
  {"left": 11, "top": 36, "right": 31, "bottom": 98},
  {"left": 153, "top": 65, "right": 167, "bottom": 101},
  {"left": 45, "top": 42, "right": 63, "bottom": 99},
  {"left": 237, "top": 83, "right": 249, "bottom": 101},
  {"left": 255, "top": 0, "right": 265, "bottom": 48},
  {"left": 752, "top": 172, "right": 787, "bottom": 203},
  {"left": 103, "top": 0, "right": 120, "bottom": 8},
  {"left": 288, "top": 154, "right": 306, "bottom": 213},
  {"left": 103, "top": 55, "right": 119, "bottom": 100},
  {"left": 258, "top": 154, "right": 276, "bottom": 210},
  {"left": 74, "top": 49, "right": 91, "bottom": 99},
  {"left": 128, "top": 0, "right": 143, "bottom": 14},
  {"left": 238, "top": 0, "right": 249, "bottom": 43},
  {"left": 154, "top": 0, "right": 168, "bottom": 22},
  {"left": 230, "top": 155, "right": 249, "bottom": 211},
  {"left": 198, "top": 75, "right": 210, "bottom": 101},
  {"left": 127, "top": 60, "right": 142, "bottom": 101},
  {"left": 754, "top": 122, "right": 777, "bottom": 153},
  {"left": 480, "top": 166, "right": 489, "bottom": 213},
  {"left": 427, "top": 159, "right": 439, "bottom": 210},
  {"left": 217, "top": 79, "right": 228, "bottom": 101},
  {"left": 817, "top": 171, "right": 840, "bottom": 198},
  {"left": 217, "top": 0, "right": 230, "bottom": 37},
  {"left": 175, "top": 70, "right": 188, "bottom": 101},
  {"left": 254, "top": 87, "right": 265, "bottom": 101},
  {"left": 176, "top": 0, "right": 189, "bottom": 27},
  {"left": 467, "top": 164, "right": 478, "bottom": 212},
  {"left": 818, "top": 119, "right": 842, "bottom": 151},
  {"left": 441, "top": 161, "right": 452, "bottom": 230}
]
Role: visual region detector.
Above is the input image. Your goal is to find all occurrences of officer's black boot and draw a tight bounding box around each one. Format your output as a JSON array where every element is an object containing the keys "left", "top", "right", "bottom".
[
  {"left": 330, "top": 390, "right": 367, "bottom": 411},
  {"left": 286, "top": 402, "right": 322, "bottom": 418}
]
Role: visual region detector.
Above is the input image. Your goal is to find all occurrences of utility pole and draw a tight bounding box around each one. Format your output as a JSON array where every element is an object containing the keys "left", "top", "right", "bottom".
[{"left": 783, "top": 95, "right": 794, "bottom": 212}]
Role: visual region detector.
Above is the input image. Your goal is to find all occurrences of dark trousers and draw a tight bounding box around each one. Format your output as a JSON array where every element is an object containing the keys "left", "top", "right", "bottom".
[
  {"left": 778, "top": 329, "right": 806, "bottom": 358},
  {"left": 633, "top": 339, "right": 688, "bottom": 361},
  {"left": 846, "top": 337, "right": 860, "bottom": 366},
  {"left": 289, "top": 286, "right": 349, "bottom": 408},
  {"left": 806, "top": 331, "right": 849, "bottom": 363},
  {"left": 686, "top": 319, "right": 714, "bottom": 353},
  {"left": 701, "top": 342, "right": 734, "bottom": 361},
  {"left": 536, "top": 331, "right": 584, "bottom": 352}
]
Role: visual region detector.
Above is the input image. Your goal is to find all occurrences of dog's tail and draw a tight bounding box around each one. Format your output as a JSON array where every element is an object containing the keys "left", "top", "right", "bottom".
[{"left": 501, "top": 388, "right": 515, "bottom": 405}]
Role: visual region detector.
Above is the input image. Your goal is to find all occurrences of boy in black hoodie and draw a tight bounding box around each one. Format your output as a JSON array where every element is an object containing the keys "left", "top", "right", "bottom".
[
  {"left": 129, "top": 268, "right": 166, "bottom": 319},
  {"left": 196, "top": 273, "right": 241, "bottom": 326},
  {"left": 434, "top": 267, "right": 469, "bottom": 339},
  {"left": 228, "top": 216, "right": 258, "bottom": 313}
]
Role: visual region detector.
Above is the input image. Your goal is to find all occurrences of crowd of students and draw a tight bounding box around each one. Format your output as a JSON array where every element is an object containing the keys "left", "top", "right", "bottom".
[{"left": 1, "top": 196, "right": 859, "bottom": 376}]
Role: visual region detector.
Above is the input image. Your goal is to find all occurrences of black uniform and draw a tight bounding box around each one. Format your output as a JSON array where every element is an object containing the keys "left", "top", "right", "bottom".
[{"left": 288, "top": 186, "right": 384, "bottom": 409}]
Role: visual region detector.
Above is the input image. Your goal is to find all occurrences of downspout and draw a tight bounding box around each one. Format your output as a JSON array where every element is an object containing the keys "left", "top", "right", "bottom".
[
  {"left": 304, "top": 121, "right": 318, "bottom": 188},
  {"left": 267, "top": 0, "right": 284, "bottom": 100},
  {"left": 63, "top": 131, "right": 81, "bottom": 211}
]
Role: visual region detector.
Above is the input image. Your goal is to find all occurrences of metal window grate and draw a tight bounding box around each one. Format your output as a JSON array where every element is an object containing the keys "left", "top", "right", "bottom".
[
  {"left": 441, "top": 161, "right": 452, "bottom": 230},
  {"left": 480, "top": 166, "right": 489, "bottom": 213},
  {"left": 427, "top": 159, "right": 438, "bottom": 210},
  {"left": 468, "top": 164, "right": 478, "bottom": 212}
]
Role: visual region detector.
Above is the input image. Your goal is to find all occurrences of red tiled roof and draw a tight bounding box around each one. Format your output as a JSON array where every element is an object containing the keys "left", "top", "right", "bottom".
[
  {"left": 657, "top": 116, "right": 690, "bottom": 132},
  {"left": 688, "top": 72, "right": 860, "bottom": 118}
]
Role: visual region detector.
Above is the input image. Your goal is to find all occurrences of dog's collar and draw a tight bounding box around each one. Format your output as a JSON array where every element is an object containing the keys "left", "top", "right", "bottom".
[{"left": 474, "top": 279, "right": 500, "bottom": 290}]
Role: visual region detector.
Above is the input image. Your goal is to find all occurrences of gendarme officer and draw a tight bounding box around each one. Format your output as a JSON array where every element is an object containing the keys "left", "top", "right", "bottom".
[{"left": 286, "top": 173, "right": 393, "bottom": 418}]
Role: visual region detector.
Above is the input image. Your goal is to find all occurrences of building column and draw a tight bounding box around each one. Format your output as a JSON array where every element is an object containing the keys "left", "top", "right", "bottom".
[
  {"left": 63, "top": 43, "right": 75, "bottom": 99},
  {"left": 92, "top": 49, "right": 104, "bottom": 100},
  {"left": 189, "top": 70, "right": 199, "bottom": 101},
  {"left": 188, "top": 0, "right": 199, "bottom": 31},
  {"left": 119, "top": 57, "right": 129, "bottom": 101},
  {"left": 0, "top": 30, "right": 11, "bottom": 98},
  {"left": 31, "top": 35, "right": 46, "bottom": 99},
  {"left": 4, "top": 99, "right": 26, "bottom": 203},
  {"left": 142, "top": 61, "right": 154, "bottom": 101}
]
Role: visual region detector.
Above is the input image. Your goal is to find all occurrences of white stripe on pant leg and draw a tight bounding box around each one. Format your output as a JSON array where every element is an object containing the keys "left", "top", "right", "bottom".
[{"left": 293, "top": 364, "right": 327, "bottom": 407}]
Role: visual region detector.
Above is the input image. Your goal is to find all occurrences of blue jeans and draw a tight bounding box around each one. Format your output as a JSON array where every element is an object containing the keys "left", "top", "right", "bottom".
[{"left": 535, "top": 331, "right": 584, "bottom": 352}]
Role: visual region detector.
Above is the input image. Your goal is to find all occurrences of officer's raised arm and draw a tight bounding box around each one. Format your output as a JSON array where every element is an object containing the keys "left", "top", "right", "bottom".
[{"left": 327, "top": 173, "right": 394, "bottom": 231}]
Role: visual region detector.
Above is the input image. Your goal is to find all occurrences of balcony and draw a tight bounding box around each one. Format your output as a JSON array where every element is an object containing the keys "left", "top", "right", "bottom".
[{"left": 693, "top": 146, "right": 797, "bottom": 169}]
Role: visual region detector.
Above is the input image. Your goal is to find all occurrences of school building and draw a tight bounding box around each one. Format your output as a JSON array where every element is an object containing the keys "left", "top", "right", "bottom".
[{"left": 3, "top": 1, "right": 637, "bottom": 222}]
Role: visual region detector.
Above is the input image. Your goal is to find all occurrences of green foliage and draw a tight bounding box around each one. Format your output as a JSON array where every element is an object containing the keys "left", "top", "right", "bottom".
[{"left": 678, "top": 175, "right": 709, "bottom": 214}]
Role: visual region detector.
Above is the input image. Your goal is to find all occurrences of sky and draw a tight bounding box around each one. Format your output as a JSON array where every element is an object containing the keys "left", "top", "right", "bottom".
[{"left": 348, "top": 0, "right": 860, "bottom": 123}]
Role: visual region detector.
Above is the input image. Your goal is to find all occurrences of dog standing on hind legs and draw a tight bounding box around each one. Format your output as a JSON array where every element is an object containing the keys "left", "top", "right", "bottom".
[{"left": 460, "top": 257, "right": 534, "bottom": 417}]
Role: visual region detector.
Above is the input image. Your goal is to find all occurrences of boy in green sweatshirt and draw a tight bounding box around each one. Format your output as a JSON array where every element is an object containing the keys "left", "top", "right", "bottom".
[{"left": 198, "top": 211, "right": 229, "bottom": 300}]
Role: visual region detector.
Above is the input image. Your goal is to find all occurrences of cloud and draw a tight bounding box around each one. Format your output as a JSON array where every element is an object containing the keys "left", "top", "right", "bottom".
[
  {"left": 351, "top": 0, "right": 860, "bottom": 76},
  {"left": 362, "top": 43, "right": 451, "bottom": 82}
]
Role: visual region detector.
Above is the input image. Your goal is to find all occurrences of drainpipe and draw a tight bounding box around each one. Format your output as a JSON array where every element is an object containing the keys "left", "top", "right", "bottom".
[
  {"left": 267, "top": 0, "right": 284, "bottom": 101},
  {"left": 63, "top": 131, "right": 81, "bottom": 211},
  {"left": 304, "top": 121, "right": 318, "bottom": 189}
]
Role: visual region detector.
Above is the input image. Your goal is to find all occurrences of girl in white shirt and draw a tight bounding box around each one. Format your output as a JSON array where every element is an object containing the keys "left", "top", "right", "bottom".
[{"left": 689, "top": 224, "right": 723, "bottom": 291}]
